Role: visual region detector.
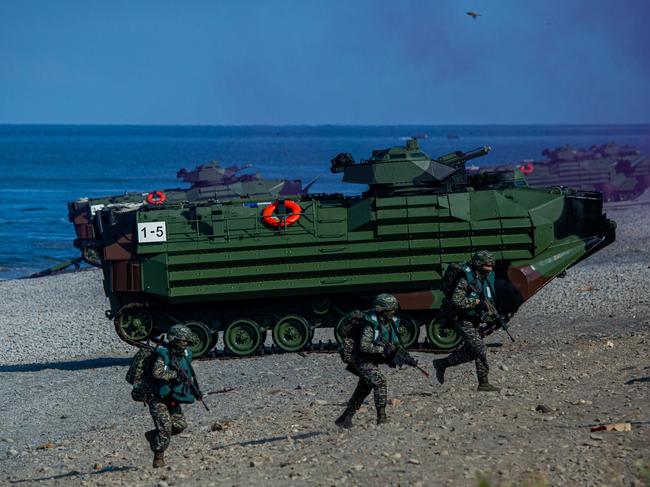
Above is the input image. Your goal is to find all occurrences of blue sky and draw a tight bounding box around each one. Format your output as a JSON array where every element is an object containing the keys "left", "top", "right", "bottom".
[{"left": 1, "top": 0, "right": 649, "bottom": 124}]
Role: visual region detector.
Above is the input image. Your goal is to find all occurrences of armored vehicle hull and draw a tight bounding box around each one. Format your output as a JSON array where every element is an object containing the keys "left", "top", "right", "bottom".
[
  {"left": 68, "top": 161, "right": 302, "bottom": 266},
  {"left": 96, "top": 141, "right": 615, "bottom": 358}
]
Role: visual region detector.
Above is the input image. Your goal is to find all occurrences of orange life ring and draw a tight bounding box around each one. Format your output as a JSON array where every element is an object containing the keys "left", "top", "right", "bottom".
[
  {"left": 146, "top": 191, "right": 166, "bottom": 205},
  {"left": 262, "top": 200, "right": 302, "bottom": 227},
  {"left": 519, "top": 163, "right": 534, "bottom": 175}
]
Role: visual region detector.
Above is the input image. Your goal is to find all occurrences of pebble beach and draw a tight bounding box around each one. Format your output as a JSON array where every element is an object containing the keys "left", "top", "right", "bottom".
[{"left": 0, "top": 199, "right": 648, "bottom": 486}]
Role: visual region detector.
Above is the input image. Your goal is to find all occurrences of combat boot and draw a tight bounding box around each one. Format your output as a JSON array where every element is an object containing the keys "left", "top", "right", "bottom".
[
  {"left": 335, "top": 409, "right": 354, "bottom": 429},
  {"left": 432, "top": 358, "right": 448, "bottom": 384},
  {"left": 376, "top": 407, "right": 389, "bottom": 425},
  {"left": 152, "top": 451, "right": 165, "bottom": 468},
  {"left": 477, "top": 377, "right": 500, "bottom": 392}
]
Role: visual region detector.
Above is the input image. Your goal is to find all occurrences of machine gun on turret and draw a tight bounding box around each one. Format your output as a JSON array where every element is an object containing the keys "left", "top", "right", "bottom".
[{"left": 436, "top": 146, "right": 491, "bottom": 168}]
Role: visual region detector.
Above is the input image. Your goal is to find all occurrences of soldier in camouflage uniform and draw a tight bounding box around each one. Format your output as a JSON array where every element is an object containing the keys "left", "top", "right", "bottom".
[
  {"left": 335, "top": 293, "right": 402, "bottom": 428},
  {"left": 145, "top": 325, "right": 199, "bottom": 468},
  {"left": 433, "top": 251, "right": 501, "bottom": 392}
]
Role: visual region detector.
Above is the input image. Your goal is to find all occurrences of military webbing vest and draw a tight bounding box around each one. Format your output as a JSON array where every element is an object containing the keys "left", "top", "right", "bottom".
[
  {"left": 462, "top": 265, "right": 496, "bottom": 318},
  {"left": 155, "top": 347, "right": 196, "bottom": 404},
  {"left": 365, "top": 312, "right": 401, "bottom": 346}
]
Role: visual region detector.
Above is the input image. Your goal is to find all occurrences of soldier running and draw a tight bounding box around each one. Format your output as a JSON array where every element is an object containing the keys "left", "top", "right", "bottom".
[
  {"left": 335, "top": 293, "right": 402, "bottom": 428},
  {"left": 145, "top": 325, "right": 201, "bottom": 468},
  {"left": 433, "top": 250, "right": 501, "bottom": 392}
]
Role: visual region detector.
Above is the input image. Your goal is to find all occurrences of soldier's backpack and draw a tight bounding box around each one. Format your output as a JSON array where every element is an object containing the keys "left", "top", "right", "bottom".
[
  {"left": 337, "top": 310, "right": 365, "bottom": 364},
  {"left": 125, "top": 346, "right": 157, "bottom": 402},
  {"left": 440, "top": 263, "right": 467, "bottom": 298}
]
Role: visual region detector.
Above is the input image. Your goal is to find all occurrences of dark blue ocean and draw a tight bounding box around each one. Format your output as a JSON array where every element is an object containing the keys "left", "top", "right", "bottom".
[{"left": 1, "top": 124, "right": 649, "bottom": 280}]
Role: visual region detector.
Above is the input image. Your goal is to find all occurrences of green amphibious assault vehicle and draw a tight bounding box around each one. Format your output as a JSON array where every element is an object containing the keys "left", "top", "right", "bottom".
[
  {"left": 68, "top": 160, "right": 303, "bottom": 266},
  {"left": 96, "top": 139, "right": 616, "bottom": 358}
]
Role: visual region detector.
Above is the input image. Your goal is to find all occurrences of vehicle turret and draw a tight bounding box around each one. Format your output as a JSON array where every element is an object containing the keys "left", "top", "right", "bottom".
[
  {"left": 331, "top": 138, "right": 490, "bottom": 195},
  {"left": 177, "top": 161, "right": 259, "bottom": 186}
]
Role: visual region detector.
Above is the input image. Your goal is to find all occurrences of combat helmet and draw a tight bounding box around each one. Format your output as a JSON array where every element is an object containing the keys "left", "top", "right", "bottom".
[
  {"left": 167, "top": 324, "right": 196, "bottom": 345},
  {"left": 373, "top": 293, "right": 399, "bottom": 312},
  {"left": 471, "top": 250, "right": 495, "bottom": 267}
]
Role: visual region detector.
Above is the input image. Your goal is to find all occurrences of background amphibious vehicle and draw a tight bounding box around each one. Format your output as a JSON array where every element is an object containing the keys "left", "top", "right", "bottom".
[
  {"left": 68, "top": 160, "right": 303, "bottom": 266},
  {"left": 471, "top": 142, "right": 649, "bottom": 203},
  {"left": 95, "top": 139, "right": 616, "bottom": 357}
]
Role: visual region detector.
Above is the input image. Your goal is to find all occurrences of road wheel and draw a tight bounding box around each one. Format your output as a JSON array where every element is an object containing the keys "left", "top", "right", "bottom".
[
  {"left": 114, "top": 305, "right": 153, "bottom": 343},
  {"left": 334, "top": 315, "right": 348, "bottom": 344},
  {"left": 426, "top": 316, "right": 461, "bottom": 350},
  {"left": 223, "top": 318, "right": 263, "bottom": 357},
  {"left": 184, "top": 321, "right": 213, "bottom": 358},
  {"left": 272, "top": 315, "right": 311, "bottom": 352},
  {"left": 396, "top": 315, "right": 419, "bottom": 348}
]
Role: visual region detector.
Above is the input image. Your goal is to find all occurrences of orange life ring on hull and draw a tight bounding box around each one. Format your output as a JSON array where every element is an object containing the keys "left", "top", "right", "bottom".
[
  {"left": 519, "top": 163, "right": 534, "bottom": 175},
  {"left": 262, "top": 200, "right": 302, "bottom": 227},
  {"left": 146, "top": 191, "right": 167, "bottom": 205}
]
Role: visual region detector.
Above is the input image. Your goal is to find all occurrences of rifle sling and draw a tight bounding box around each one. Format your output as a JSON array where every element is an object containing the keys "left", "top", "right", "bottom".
[{"left": 187, "top": 361, "right": 201, "bottom": 389}]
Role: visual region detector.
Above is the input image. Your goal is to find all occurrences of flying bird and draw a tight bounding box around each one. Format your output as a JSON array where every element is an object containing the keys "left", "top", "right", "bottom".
[{"left": 466, "top": 11, "right": 481, "bottom": 19}]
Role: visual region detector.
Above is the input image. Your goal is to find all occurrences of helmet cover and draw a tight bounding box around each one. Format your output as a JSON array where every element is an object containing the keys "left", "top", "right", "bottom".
[{"left": 373, "top": 293, "right": 399, "bottom": 312}]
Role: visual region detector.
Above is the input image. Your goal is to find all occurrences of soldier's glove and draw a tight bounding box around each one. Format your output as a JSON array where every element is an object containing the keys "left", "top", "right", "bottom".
[{"left": 475, "top": 300, "right": 488, "bottom": 314}]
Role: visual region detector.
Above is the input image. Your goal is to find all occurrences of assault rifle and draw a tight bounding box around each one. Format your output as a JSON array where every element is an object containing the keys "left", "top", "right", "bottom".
[
  {"left": 467, "top": 281, "right": 515, "bottom": 342},
  {"left": 169, "top": 354, "right": 210, "bottom": 411},
  {"left": 381, "top": 340, "right": 430, "bottom": 378}
]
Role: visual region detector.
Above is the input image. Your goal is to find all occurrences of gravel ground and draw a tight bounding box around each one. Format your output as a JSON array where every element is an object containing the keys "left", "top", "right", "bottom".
[
  {"left": 0, "top": 270, "right": 131, "bottom": 365},
  {"left": 0, "top": 204, "right": 649, "bottom": 486}
]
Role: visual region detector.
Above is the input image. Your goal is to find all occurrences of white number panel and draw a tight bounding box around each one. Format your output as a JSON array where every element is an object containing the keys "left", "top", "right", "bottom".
[
  {"left": 90, "top": 204, "right": 105, "bottom": 216},
  {"left": 137, "top": 222, "right": 167, "bottom": 243}
]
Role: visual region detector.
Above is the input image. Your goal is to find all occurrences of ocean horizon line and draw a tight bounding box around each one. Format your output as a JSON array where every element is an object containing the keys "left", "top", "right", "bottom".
[{"left": 1, "top": 122, "right": 650, "bottom": 128}]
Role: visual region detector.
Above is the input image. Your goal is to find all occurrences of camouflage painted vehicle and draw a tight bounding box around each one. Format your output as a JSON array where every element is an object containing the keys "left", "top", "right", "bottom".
[
  {"left": 474, "top": 143, "right": 649, "bottom": 202},
  {"left": 95, "top": 139, "right": 615, "bottom": 358},
  {"left": 68, "top": 161, "right": 303, "bottom": 266}
]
